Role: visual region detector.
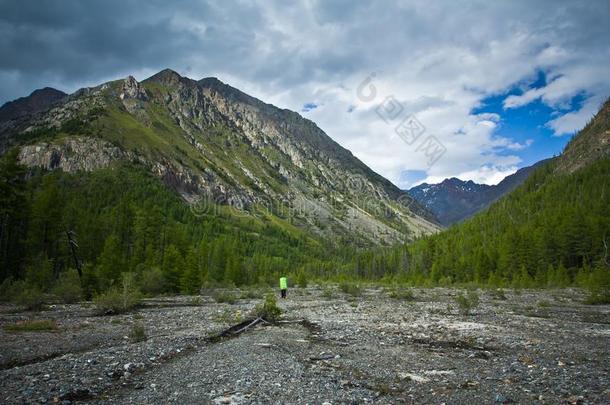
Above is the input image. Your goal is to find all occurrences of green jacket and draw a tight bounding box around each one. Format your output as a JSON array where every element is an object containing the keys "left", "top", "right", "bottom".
[{"left": 280, "top": 277, "right": 287, "bottom": 289}]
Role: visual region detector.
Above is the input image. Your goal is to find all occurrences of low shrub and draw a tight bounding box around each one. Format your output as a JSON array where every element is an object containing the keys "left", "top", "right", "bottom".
[
  {"left": 139, "top": 267, "right": 166, "bottom": 296},
  {"left": 252, "top": 293, "right": 282, "bottom": 322},
  {"left": 295, "top": 272, "right": 308, "bottom": 288},
  {"left": 490, "top": 288, "right": 507, "bottom": 300},
  {"left": 0, "top": 277, "right": 17, "bottom": 302},
  {"left": 388, "top": 287, "right": 415, "bottom": 301},
  {"left": 239, "top": 288, "right": 261, "bottom": 300},
  {"left": 454, "top": 290, "right": 480, "bottom": 315},
  {"left": 14, "top": 287, "right": 47, "bottom": 311},
  {"left": 583, "top": 265, "right": 610, "bottom": 305},
  {"left": 584, "top": 292, "right": 610, "bottom": 305},
  {"left": 94, "top": 273, "right": 141, "bottom": 315},
  {"left": 52, "top": 269, "right": 83, "bottom": 303},
  {"left": 215, "top": 308, "right": 243, "bottom": 325},
  {"left": 213, "top": 291, "right": 238, "bottom": 304},
  {"left": 339, "top": 282, "right": 362, "bottom": 297},
  {"left": 129, "top": 322, "right": 147, "bottom": 342}
]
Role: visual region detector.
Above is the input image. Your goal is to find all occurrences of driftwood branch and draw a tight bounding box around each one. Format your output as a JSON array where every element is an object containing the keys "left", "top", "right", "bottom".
[
  {"left": 232, "top": 317, "right": 263, "bottom": 335},
  {"left": 276, "top": 319, "right": 306, "bottom": 324}
]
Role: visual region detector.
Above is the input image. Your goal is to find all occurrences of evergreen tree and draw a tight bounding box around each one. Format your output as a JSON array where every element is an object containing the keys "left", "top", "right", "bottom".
[
  {"left": 162, "top": 244, "right": 184, "bottom": 292},
  {"left": 180, "top": 248, "right": 201, "bottom": 294},
  {"left": 97, "top": 234, "right": 124, "bottom": 287}
]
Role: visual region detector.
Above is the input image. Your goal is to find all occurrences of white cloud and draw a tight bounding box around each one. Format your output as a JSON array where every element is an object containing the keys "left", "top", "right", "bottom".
[
  {"left": 547, "top": 95, "right": 604, "bottom": 135},
  {"left": 421, "top": 165, "right": 519, "bottom": 186},
  {"left": 2, "top": 0, "right": 609, "bottom": 187}
]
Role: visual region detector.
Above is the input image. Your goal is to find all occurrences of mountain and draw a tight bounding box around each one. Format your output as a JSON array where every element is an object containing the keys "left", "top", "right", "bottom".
[
  {"left": 352, "top": 98, "right": 610, "bottom": 285},
  {"left": 0, "top": 87, "right": 67, "bottom": 122},
  {"left": 408, "top": 178, "right": 490, "bottom": 226},
  {"left": 0, "top": 70, "right": 439, "bottom": 246},
  {"left": 554, "top": 99, "right": 610, "bottom": 173},
  {"left": 408, "top": 160, "right": 550, "bottom": 226}
]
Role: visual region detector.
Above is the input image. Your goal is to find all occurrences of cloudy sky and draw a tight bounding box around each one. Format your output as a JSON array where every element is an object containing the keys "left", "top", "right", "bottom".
[{"left": 2, "top": 0, "right": 609, "bottom": 188}]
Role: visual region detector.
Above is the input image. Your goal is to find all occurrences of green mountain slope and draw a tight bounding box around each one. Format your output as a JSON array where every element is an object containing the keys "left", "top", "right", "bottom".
[
  {"left": 344, "top": 99, "right": 610, "bottom": 286},
  {"left": 0, "top": 69, "right": 440, "bottom": 294},
  {"left": 2, "top": 70, "right": 439, "bottom": 247},
  {"left": 0, "top": 159, "right": 339, "bottom": 292}
]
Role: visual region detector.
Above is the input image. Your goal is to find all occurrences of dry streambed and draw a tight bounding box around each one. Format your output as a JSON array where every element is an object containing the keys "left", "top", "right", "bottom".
[{"left": 0, "top": 288, "right": 608, "bottom": 404}]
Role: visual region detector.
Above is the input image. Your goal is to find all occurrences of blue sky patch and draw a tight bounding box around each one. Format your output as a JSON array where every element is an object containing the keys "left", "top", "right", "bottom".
[
  {"left": 302, "top": 102, "right": 318, "bottom": 112},
  {"left": 473, "top": 73, "right": 578, "bottom": 168}
]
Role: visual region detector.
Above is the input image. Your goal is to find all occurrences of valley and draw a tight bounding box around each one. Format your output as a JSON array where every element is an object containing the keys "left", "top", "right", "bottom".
[{"left": 2, "top": 2, "right": 610, "bottom": 404}]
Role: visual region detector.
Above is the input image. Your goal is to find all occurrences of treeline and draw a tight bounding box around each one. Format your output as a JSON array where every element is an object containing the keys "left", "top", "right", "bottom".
[
  {"left": 0, "top": 150, "right": 347, "bottom": 299},
  {"left": 343, "top": 158, "right": 610, "bottom": 290},
  {"left": 1, "top": 149, "right": 608, "bottom": 303}
]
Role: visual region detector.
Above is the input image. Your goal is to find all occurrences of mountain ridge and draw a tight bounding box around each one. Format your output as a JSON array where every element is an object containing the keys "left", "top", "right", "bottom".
[
  {"left": 408, "top": 159, "right": 551, "bottom": 226},
  {"left": 0, "top": 69, "right": 440, "bottom": 246},
  {"left": 0, "top": 87, "right": 67, "bottom": 122}
]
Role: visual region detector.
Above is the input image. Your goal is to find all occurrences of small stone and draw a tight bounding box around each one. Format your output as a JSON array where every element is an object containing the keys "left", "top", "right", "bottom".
[{"left": 495, "top": 393, "right": 509, "bottom": 403}]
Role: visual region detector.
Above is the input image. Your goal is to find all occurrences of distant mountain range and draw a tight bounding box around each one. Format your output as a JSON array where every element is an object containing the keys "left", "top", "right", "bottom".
[{"left": 408, "top": 160, "right": 551, "bottom": 226}]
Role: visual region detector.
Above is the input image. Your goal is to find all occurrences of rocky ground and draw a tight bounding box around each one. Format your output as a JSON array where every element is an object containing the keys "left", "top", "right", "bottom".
[{"left": 0, "top": 287, "right": 608, "bottom": 404}]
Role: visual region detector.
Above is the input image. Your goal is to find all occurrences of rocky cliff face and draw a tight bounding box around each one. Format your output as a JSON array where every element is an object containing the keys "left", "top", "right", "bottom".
[
  {"left": 18, "top": 137, "right": 129, "bottom": 172},
  {"left": 555, "top": 98, "right": 610, "bottom": 174},
  {"left": 0, "top": 69, "right": 440, "bottom": 245}
]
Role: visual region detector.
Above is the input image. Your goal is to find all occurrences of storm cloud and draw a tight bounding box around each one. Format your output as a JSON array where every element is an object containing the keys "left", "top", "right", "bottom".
[{"left": 2, "top": 0, "right": 609, "bottom": 187}]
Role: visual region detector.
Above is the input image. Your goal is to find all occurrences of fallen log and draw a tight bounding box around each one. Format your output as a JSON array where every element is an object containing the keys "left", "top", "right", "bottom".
[
  {"left": 231, "top": 317, "right": 263, "bottom": 335},
  {"left": 206, "top": 316, "right": 270, "bottom": 342}
]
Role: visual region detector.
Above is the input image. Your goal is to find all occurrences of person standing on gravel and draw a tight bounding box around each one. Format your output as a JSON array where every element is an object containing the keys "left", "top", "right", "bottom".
[{"left": 280, "top": 276, "right": 288, "bottom": 298}]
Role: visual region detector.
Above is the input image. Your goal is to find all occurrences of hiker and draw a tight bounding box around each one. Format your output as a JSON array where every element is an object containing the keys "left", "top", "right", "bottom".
[{"left": 280, "top": 276, "right": 288, "bottom": 298}]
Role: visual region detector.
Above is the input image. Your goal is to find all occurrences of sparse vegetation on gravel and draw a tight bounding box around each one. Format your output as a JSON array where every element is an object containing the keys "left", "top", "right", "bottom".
[
  {"left": 0, "top": 287, "right": 608, "bottom": 404},
  {"left": 387, "top": 286, "right": 416, "bottom": 301},
  {"left": 454, "top": 290, "right": 480, "bottom": 315},
  {"left": 129, "top": 322, "right": 147, "bottom": 342},
  {"left": 252, "top": 293, "right": 282, "bottom": 322},
  {"left": 4, "top": 319, "right": 58, "bottom": 332},
  {"left": 339, "top": 282, "right": 362, "bottom": 297},
  {"left": 93, "top": 273, "right": 141, "bottom": 315},
  {"left": 213, "top": 291, "right": 238, "bottom": 304}
]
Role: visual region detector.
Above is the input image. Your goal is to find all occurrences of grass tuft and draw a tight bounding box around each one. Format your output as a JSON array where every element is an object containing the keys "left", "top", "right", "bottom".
[
  {"left": 387, "top": 286, "right": 416, "bottom": 301},
  {"left": 213, "top": 291, "right": 238, "bottom": 304},
  {"left": 5, "top": 319, "right": 58, "bottom": 332},
  {"left": 339, "top": 283, "right": 362, "bottom": 297},
  {"left": 129, "top": 322, "right": 147, "bottom": 342}
]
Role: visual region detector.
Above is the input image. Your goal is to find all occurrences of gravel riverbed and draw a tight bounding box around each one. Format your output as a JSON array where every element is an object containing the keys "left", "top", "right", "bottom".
[{"left": 0, "top": 287, "right": 608, "bottom": 404}]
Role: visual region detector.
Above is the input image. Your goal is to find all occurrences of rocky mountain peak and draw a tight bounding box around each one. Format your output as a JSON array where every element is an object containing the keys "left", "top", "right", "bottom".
[
  {"left": 120, "top": 76, "right": 148, "bottom": 101},
  {"left": 1, "top": 69, "right": 441, "bottom": 244},
  {"left": 0, "top": 87, "right": 67, "bottom": 122},
  {"left": 147, "top": 68, "right": 186, "bottom": 87},
  {"left": 408, "top": 162, "right": 547, "bottom": 226}
]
